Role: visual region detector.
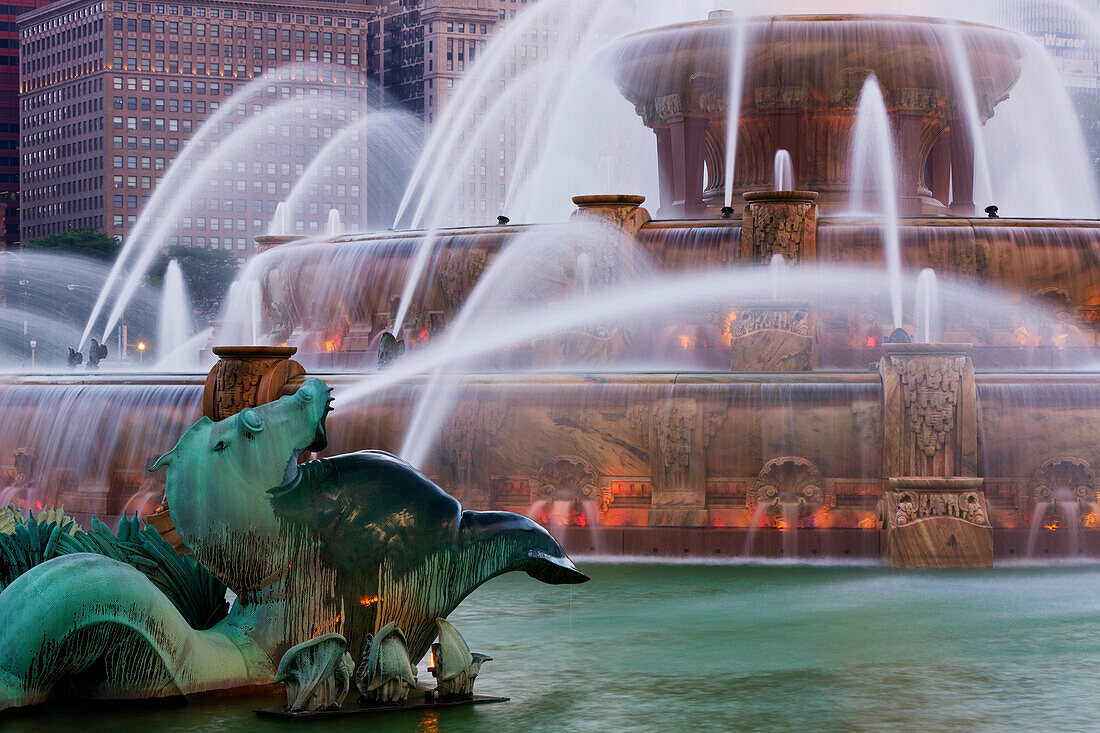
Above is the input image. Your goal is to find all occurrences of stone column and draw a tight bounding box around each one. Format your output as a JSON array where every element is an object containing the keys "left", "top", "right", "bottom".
[
  {"left": 878, "top": 343, "right": 992, "bottom": 567},
  {"left": 948, "top": 118, "right": 976, "bottom": 216},
  {"left": 740, "top": 190, "right": 818, "bottom": 264},
  {"left": 929, "top": 133, "right": 952, "bottom": 209},
  {"left": 654, "top": 126, "right": 676, "bottom": 218},
  {"left": 889, "top": 88, "right": 940, "bottom": 216},
  {"left": 660, "top": 93, "right": 707, "bottom": 218}
]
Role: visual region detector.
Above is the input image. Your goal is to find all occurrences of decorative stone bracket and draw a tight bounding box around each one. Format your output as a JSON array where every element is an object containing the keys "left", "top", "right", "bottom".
[
  {"left": 878, "top": 343, "right": 990, "bottom": 567},
  {"left": 879, "top": 477, "right": 992, "bottom": 568},
  {"left": 729, "top": 302, "right": 814, "bottom": 372},
  {"left": 202, "top": 346, "right": 307, "bottom": 421},
  {"left": 880, "top": 343, "right": 977, "bottom": 478},
  {"left": 740, "top": 190, "right": 818, "bottom": 264}
]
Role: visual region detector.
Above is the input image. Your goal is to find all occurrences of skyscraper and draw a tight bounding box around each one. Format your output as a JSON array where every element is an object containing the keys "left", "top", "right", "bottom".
[
  {"left": 1, "top": 1, "right": 52, "bottom": 247},
  {"left": 19, "top": 0, "right": 379, "bottom": 254}
]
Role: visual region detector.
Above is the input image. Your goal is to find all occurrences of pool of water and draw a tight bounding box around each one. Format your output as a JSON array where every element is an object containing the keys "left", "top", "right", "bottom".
[{"left": 7, "top": 560, "right": 1100, "bottom": 732}]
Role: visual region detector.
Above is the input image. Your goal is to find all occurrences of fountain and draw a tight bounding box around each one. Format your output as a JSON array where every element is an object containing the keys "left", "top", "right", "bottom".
[{"left": 5, "top": 10, "right": 1100, "bottom": 582}]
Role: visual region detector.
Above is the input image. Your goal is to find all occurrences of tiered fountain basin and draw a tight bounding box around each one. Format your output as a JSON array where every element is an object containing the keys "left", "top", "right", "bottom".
[
  {"left": 252, "top": 211, "right": 1100, "bottom": 372},
  {"left": 5, "top": 364, "right": 1100, "bottom": 561},
  {"left": 6, "top": 13, "right": 1100, "bottom": 566},
  {"left": 612, "top": 14, "right": 1024, "bottom": 216}
]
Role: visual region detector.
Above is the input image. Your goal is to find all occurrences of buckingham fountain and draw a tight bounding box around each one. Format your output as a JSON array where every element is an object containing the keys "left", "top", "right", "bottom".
[
  {"left": 219, "top": 14, "right": 1100, "bottom": 568},
  {"left": 5, "top": 7, "right": 1100, "bottom": 717}
]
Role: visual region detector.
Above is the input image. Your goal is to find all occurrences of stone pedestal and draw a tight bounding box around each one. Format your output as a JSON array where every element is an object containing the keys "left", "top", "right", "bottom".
[
  {"left": 879, "top": 343, "right": 990, "bottom": 567},
  {"left": 880, "top": 477, "right": 992, "bottom": 568},
  {"left": 571, "top": 194, "right": 652, "bottom": 238},
  {"left": 740, "top": 191, "right": 818, "bottom": 264},
  {"left": 202, "top": 346, "right": 307, "bottom": 421},
  {"left": 729, "top": 301, "right": 813, "bottom": 371}
]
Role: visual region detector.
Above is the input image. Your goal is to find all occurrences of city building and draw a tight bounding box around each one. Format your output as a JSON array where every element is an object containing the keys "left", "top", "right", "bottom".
[
  {"left": 1, "top": 1, "right": 52, "bottom": 247},
  {"left": 1005, "top": 0, "right": 1100, "bottom": 91},
  {"left": 18, "top": 0, "right": 379, "bottom": 254}
]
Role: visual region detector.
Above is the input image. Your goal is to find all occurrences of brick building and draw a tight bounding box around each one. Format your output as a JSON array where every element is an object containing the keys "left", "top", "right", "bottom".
[
  {"left": 1, "top": 1, "right": 51, "bottom": 247},
  {"left": 19, "top": 0, "right": 379, "bottom": 254}
]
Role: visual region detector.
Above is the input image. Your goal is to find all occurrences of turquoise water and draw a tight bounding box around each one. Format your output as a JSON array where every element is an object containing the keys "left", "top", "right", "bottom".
[{"left": 7, "top": 561, "right": 1100, "bottom": 732}]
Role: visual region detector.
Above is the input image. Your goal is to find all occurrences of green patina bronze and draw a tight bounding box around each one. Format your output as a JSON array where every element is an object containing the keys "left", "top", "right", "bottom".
[
  {"left": 429, "top": 617, "right": 492, "bottom": 699},
  {"left": 273, "top": 632, "right": 354, "bottom": 712},
  {"left": 0, "top": 377, "right": 587, "bottom": 711},
  {"left": 356, "top": 621, "right": 418, "bottom": 704}
]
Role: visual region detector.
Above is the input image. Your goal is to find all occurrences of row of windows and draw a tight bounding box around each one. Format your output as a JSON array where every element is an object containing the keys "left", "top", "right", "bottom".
[
  {"left": 112, "top": 136, "right": 180, "bottom": 152},
  {"left": 110, "top": 44, "right": 363, "bottom": 65},
  {"left": 24, "top": 216, "right": 106, "bottom": 241},
  {"left": 23, "top": 161, "right": 102, "bottom": 189},
  {"left": 22, "top": 130, "right": 103, "bottom": 170},
  {"left": 23, "top": 194, "right": 104, "bottom": 218},
  {"left": 105, "top": 57, "right": 364, "bottom": 83},
  {"left": 22, "top": 2, "right": 102, "bottom": 39},
  {"left": 112, "top": 2, "right": 364, "bottom": 27},
  {"left": 113, "top": 96, "right": 212, "bottom": 114},
  {"left": 109, "top": 16, "right": 363, "bottom": 45},
  {"left": 112, "top": 76, "right": 232, "bottom": 94}
]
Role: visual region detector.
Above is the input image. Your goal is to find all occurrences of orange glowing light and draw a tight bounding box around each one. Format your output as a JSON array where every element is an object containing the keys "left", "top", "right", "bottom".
[
  {"left": 865, "top": 336, "right": 877, "bottom": 348},
  {"left": 1014, "top": 327, "right": 1029, "bottom": 347},
  {"left": 775, "top": 516, "right": 788, "bottom": 532},
  {"left": 359, "top": 595, "right": 379, "bottom": 607},
  {"left": 678, "top": 334, "right": 693, "bottom": 349},
  {"left": 720, "top": 311, "right": 738, "bottom": 347},
  {"left": 323, "top": 339, "right": 337, "bottom": 353},
  {"left": 1085, "top": 513, "right": 1098, "bottom": 528},
  {"left": 137, "top": 342, "right": 146, "bottom": 351},
  {"left": 1043, "top": 517, "right": 1061, "bottom": 531},
  {"left": 858, "top": 515, "right": 877, "bottom": 529}
]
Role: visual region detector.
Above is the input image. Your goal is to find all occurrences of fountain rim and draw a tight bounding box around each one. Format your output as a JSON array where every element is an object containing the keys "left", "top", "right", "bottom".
[{"left": 616, "top": 13, "right": 1029, "bottom": 41}]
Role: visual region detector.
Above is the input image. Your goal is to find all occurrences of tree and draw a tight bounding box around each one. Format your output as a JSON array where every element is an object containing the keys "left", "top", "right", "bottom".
[
  {"left": 24, "top": 227, "right": 121, "bottom": 262},
  {"left": 147, "top": 245, "right": 240, "bottom": 317}
]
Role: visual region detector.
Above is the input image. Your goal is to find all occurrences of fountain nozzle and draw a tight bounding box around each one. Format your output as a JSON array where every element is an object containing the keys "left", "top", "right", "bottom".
[
  {"left": 377, "top": 331, "right": 405, "bottom": 370},
  {"left": 720, "top": 206, "right": 735, "bottom": 219},
  {"left": 884, "top": 327, "right": 913, "bottom": 344},
  {"left": 496, "top": 215, "right": 510, "bottom": 226},
  {"left": 985, "top": 205, "right": 999, "bottom": 218}
]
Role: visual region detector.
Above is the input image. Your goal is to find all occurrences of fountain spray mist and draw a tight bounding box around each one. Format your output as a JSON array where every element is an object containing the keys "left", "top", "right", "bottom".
[
  {"left": 850, "top": 75, "right": 904, "bottom": 329},
  {"left": 722, "top": 14, "right": 749, "bottom": 208}
]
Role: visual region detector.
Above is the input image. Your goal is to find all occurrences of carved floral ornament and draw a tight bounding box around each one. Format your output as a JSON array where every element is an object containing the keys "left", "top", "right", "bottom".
[
  {"left": 749, "top": 456, "right": 825, "bottom": 509},
  {"left": 893, "top": 355, "right": 962, "bottom": 457},
  {"left": 731, "top": 308, "right": 811, "bottom": 339},
  {"left": 535, "top": 455, "right": 612, "bottom": 514},
  {"left": 892, "top": 489, "right": 987, "bottom": 527},
  {"left": 1031, "top": 456, "right": 1096, "bottom": 505}
]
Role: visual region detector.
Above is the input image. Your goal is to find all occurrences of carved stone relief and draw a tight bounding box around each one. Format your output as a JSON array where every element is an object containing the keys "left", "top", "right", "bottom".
[
  {"left": 893, "top": 355, "right": 961, "bottom": 457},
  {"left": 1031, "top": 456, "right": 1096, "bottom": 506},
  {"left": 536, "top": 456, "right": 611, "bottom": 513},
  {"left": 749, "top": 456, "right": 826, "bottom": 509}
]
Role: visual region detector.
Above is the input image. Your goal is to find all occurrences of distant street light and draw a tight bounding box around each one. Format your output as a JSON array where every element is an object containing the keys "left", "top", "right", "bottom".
[{"left": 137, "top": 341, "right": 146, "bottom": 362}]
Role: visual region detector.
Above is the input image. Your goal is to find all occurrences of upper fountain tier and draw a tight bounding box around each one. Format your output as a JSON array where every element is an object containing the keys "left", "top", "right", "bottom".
[{"left": 611, "top": 15, "right": 1023, "bottom": 217}]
